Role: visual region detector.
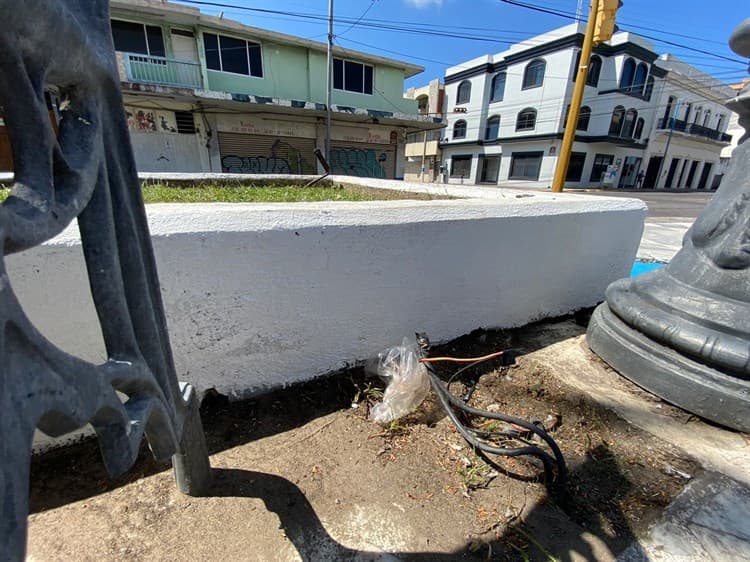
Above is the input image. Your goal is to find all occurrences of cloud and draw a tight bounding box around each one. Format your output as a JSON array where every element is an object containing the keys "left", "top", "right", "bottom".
[{"left": 405, "top": 0, "right": 442, "bottom": 8}]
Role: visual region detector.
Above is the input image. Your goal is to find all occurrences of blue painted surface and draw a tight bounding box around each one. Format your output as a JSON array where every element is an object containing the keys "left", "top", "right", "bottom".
[{"left": 631, "top": 261, "right": 666, "bottom": 277}]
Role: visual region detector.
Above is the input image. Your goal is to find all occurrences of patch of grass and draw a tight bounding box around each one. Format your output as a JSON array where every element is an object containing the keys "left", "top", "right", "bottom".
[
  {"left": 0, "top": 182, "right": 450, "bottom": 204},
  {"left": 141, "top": 183, "right": 381, "bottom": 203}
]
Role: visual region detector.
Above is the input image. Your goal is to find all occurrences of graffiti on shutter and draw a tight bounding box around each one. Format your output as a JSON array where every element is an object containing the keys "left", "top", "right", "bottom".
[{"left": 219, "top": 133, "right": 316, "bottom": 174}]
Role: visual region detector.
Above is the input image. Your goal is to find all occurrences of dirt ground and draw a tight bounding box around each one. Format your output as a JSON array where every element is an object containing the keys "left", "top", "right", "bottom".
[{"left": 27, "top": 317, "right": 699, "bottom": 561}]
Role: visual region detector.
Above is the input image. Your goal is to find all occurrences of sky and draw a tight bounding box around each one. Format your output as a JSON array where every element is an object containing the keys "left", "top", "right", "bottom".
[{"left": 172, "top": 0, "right": 748, "bottom": 89}]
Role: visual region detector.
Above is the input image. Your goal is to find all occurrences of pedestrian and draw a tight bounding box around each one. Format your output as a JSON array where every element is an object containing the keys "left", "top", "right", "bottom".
[{"left": 635, "top": 169, "right": 645, "bottom": 189}]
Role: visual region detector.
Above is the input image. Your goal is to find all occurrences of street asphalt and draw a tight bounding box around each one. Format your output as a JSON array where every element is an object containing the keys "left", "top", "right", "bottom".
[{"left": 582, "top": 191, "right": 714, "bottom": 262}]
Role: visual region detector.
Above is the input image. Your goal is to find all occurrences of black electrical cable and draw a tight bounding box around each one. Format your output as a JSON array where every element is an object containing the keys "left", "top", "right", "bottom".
[{"left": 417, "top": 334, "right": 567, "bottom": 497}]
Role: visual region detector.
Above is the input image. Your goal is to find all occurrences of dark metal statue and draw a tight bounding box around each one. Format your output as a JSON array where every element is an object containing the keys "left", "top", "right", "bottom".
[
  {"left": 0, "top": 1, "right": 211, "bottom": 558},
  {"left": 588, "top": 19, "right": 750, "bottom": 433}
]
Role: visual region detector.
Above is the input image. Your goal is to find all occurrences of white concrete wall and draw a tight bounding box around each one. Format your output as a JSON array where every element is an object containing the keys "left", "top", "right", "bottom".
[
  {"left": 10, "top": 177, "right": 645, "bottom": 401},
  {"left": 12, "top": 175, "right": 645, "bottom": 448}
]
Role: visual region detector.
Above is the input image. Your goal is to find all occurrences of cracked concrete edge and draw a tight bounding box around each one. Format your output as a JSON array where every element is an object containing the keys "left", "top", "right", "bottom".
[{"left": 524, "top": 335, "right": 750, "bottom": 486}]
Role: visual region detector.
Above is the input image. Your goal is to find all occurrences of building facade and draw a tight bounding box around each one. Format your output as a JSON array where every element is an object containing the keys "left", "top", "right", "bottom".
[
  {"left": 404, "top": 79, "right": 445, "bottom": 182},
  {"left": 93, "top": 0, "right": 441, "bottom": 178},
  {"left": 440, "top": 23, "right": 735, "bottom": 189}
]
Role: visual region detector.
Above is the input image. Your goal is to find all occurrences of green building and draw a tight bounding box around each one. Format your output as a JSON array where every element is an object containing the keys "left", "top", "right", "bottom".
[{"left": 110, "top": 0, "right": 444, "bottom": 178}]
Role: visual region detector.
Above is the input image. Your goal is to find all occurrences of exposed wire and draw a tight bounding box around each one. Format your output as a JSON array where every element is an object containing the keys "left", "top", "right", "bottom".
[
  {"left": 421, "top": 351, "right": 506, "bottom": 363},
  {"left": 416, "top": 333, "right": 567, "bottom": 496}
]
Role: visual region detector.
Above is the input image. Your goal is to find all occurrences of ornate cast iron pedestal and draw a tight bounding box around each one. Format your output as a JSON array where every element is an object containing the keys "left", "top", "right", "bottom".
[
  {"left": 588, "top": 19, "right": 750, "bottom": 433},
  {"left": 0, "top": 2, "right": 211, "bottom": 559}
]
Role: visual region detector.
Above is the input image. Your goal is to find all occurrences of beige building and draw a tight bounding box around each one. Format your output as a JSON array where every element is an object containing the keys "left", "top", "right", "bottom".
[{"left": 404, "top": 79, "right": 446, "bottom": 182}]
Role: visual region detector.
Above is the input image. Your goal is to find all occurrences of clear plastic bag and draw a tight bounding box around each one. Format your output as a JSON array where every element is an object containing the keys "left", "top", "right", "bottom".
[{"left": 366, "top": 337, "right": 431, "bottom": 424}]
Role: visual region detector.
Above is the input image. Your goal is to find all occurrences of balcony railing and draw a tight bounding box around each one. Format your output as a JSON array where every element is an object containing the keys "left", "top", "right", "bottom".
[
  {"left": 122, "top": 52, "right": 203, "bottom": 89},
  {"left": 657, "top": 117, "right": 732, "bottom": 143}
]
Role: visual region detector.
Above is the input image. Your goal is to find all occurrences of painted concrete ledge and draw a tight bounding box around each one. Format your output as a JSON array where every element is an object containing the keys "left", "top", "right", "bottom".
[{"left": 5, "top": 175, "right": 645, "bottom": 447}]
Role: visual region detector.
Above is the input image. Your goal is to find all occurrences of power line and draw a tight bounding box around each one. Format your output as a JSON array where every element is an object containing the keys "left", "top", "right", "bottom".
[
  {"left": 497, "top": 0, "right": 744, "bottom": 65},
  {"left": 337, "top": 0, "right": 378, "bottom": 38},
  {"left": 175, "top": 0, "right": 743, "bottom": 66}
]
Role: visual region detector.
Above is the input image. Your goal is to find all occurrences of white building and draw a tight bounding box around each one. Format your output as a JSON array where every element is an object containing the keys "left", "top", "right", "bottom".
[{"left": 441, "top": 23, "right": 735, "bottom": 189}]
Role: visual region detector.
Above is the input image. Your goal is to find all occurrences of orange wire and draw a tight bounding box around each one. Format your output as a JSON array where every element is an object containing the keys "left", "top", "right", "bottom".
[{"left": 420, "top": 350, "right": 505, "bottom": 364}]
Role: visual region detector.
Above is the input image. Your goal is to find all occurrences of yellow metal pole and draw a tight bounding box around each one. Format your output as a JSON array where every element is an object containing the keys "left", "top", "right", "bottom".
[{"left": 551, "top": 0, "right": 600, "bottom": 192}]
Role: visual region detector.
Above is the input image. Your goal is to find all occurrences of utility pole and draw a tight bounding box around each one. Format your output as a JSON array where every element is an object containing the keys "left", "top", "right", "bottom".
[
  {"left": 551, "top": 0, "right": 622, "bottom": 192},
  {"left": 325, "top": 0, "right": 334, "bottom": 165}
]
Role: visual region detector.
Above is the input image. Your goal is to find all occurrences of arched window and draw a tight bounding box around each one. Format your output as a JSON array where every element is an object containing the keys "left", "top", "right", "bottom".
[
  {"left": 634, "top": 117, "right": 645, "bottom": 140},
  {"left": 490, "top": 72, "right": 506, "bottom": 102},
  {"left": 621, "top": 109, "right": 638, "bottom": 137},
  {"left": 644, "top": 75, "right": 655, "bottom": 101},
  {"left": 609, "top": 105, "right": 626, "bottom": 135},
  {"left": 633, "top": 63, "right": 648, "bottom": 95},
  {"left": 703, "top": 109, "right": 711, "bottom": 128},
  {"left": 485, "top": 115, "right": 501, "bottom": 140},
  {"left": 516, "top": 108, "right": 537, "bottom": 131},
  {"left": 453, "top": 119, "right": 467, "bottom": 139},
  {"left": 694, "top": 107, "right": 703, "bottom": 124},
  {"left": 620, "top": 58, "right": 636, "bottom": 92},
  {"left": 416, "top": 94, "right": 429, "bottom": 114},
  {"left": 523, "top": 59, "right": 546, "bottom": 89},
  {"left": 716, "top": 114, "right": 725, "bottom": 131},
  {"left": 586, "top": 55, "right": 602, "bottom": 87},
  {"left": 577, "top": 106, "right": 592, "bottom": 131},
  {"left": 457, "top": 80, "right": 471, "bottom": 104}
]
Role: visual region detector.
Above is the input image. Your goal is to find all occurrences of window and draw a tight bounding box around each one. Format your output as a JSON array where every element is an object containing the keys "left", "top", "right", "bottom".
[
  {"left": 204, "top": 33, "right": 263, "bottom": 77},
  {"left": 509, "top": 151, "right": 544, "bottom": 180},
  {"left": 633, "top": 63, "right": 648, "bottom": 94},
  {"left": 587, "top": 55, "right": 602, "bottom": 87},
  {"left": 620, "top": 58, "right": 636, "bottom": 92},
  {"left": 457, "top": 80, "right": 471, "bottom": 104},
  {"left": 644, "top": 75, "right": 655, "bottom": 101},
  {"left": 716, "top": 114, "right": 725, "bottom": 131},
  {"left": 111, "top": 20, "right": 165, "bottom": 57},
  {"left": 634, "top": 117, "right": 645, "bottom": 140},
  {"left": 590, "top": 153, "right": 614, "bottom": 182},
  {"left": 416, "top": 95, "right": 429, "bottom": 114},
  {"left": 621, "top": 109, "right": 638, "bottom": 138},
  {"left": 523, "top": 59, "right": 546, "bottom": 89},
  {"left": 609, "top": 106, "right": 625, "bottom": 136},
  {"left": 453, "top": 119, "right": 467, "bottom": 139},
  {"left": 565, "top": 152, "right": 586, "bottom": 182},
  {"left": 479, "top": 155, "right": 501, "bottom": 183},
  {"left": 516, "top": 108, "right": 537, "bottom": 131},
  {"left": 694, "top": 107, "right": 703, "bottom": 124},
  {"left": 577, "top": 106, "right": 591, "bottom": 131},
  {"left": 174, "top": 111, "right": 196, "bottom": 134},
  {"left": 450, "top": 155, "right": 472, "bottom": 178},
  {"left": 333, "top": 58, "right": 373, "bottom": 94},
  {"left": 485, "top": 115, "right": 501, "bottom": 140},
  {"left": 703, "top": 109, "right": 711, "bottom": 128},
  {"left": 564, "top": 105, "right": 591, "bottom": 131},
  {"left": 490, "top": 72, "right": 506, "bottom": 102}
]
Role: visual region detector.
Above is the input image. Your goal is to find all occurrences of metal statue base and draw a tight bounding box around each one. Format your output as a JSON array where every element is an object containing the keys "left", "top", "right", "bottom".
[{"left": 588, "top": 303, "right": 750, "bottom": 432}]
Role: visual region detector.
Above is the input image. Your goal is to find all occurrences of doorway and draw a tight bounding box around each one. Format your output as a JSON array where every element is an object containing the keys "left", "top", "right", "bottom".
[
  {"left": 643, "top": 156, "right": 662, "bottom": 189},
  {"left": 618, "top": 156, "right": 642, "bottom": 188}
]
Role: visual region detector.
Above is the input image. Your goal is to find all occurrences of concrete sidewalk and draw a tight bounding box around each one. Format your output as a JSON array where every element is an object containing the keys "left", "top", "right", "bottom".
[{"left": 638, "top": 221, "right": 692, "bottom": 262}]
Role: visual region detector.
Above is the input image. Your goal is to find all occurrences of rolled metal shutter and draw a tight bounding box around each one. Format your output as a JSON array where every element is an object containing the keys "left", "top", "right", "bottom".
[
  {"left": 218, "top": 132, "right": 317, "bottom": 174},
  {"left": 330, "top": 141, "right": 396, "bottom": 179}
]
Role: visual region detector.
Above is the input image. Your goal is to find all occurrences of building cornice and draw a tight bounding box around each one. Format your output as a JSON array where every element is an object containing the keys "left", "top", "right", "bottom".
[{"left": 445, "top": 33, "right": 660, "bottom": 84}]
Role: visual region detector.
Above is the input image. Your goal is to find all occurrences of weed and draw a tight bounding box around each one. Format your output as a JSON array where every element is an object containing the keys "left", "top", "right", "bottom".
[
  {"left": 352, "top": 380, "right": 384, "bottom": 405},
  {"left": 456, "top": 452, "right": 496, "bottom": 491}
]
